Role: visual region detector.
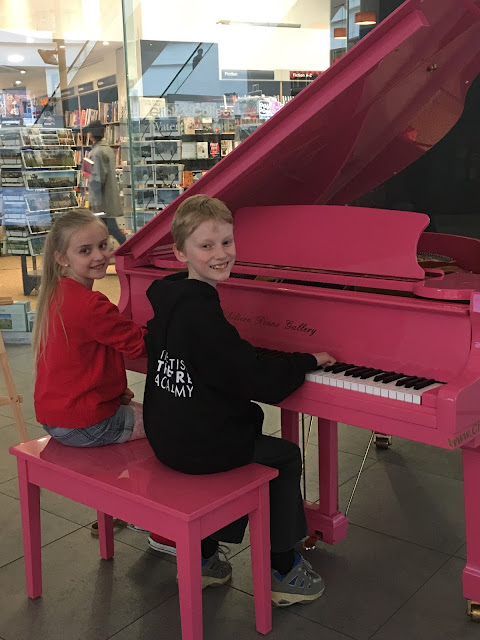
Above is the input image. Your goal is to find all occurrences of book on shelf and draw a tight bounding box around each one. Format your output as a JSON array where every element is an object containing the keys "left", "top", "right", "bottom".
[
  {"left": 99, "top": 101, "right": 119, "bottom": 123},
  {"left": 181, "top": 141, "right": 197, "bottom": 159},
  {"left": 183, "top": 117, "right": 195, "bottom": 135},
  {"left": 152, "top": 116, "right": 183, "bottom": 137},
  {"left": 153, "top": 140, "right": 182, "bottom": 162},
  {"left": 196, "top": 141, "right": 209, "bottom": 159},
  {"left": 155, "top": 164, "right": 184, "bottom": 187},
  {"left": 221, "top": 139, "right": 234, "bottom": 156}
]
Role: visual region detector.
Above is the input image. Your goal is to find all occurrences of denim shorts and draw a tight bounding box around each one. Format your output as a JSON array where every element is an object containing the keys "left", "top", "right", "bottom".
[{"left": 43, "top": 404, "right": 135, "bottom": 447}]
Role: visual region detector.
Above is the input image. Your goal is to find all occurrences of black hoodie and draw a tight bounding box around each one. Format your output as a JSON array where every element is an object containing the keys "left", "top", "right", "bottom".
[{"left": 143, "top": 273, "right": 317, "bottom": 474}]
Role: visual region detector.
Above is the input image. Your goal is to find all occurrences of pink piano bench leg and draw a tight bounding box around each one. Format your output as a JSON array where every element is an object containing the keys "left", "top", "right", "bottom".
[
  {"left": 462, "top": 444, "right": 480, "bottom": 618},
  {"left": 17, "top": 459, "right": 42, "bottom": 599},
  {"left": 96, "top": 512, "right": 115, "bottom": 560},
  {"left": 249, "top": 483, "right": 272, "bottom": 634}
]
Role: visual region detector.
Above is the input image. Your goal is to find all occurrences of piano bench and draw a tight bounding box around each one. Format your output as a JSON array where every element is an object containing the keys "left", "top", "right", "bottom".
[{"left": 9, "top": 436, "right": 278, "bottom": 640}]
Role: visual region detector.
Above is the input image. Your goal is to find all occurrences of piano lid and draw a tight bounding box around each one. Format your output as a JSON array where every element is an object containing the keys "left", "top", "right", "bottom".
[{"left": 118, "top": 0, "right": 480, "bottom": 261}]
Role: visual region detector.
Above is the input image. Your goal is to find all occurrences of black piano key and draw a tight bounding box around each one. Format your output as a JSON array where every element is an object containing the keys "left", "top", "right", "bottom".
[
  {"left": 413, "top": 378, "right": 437, "bottom": 390},
  {"left": 395, "top": 376, "right": 419, "bottom": 387},
  {"left": 359, "top": 368, "right": 384, "bottom": 379},
  {"left": 351, "top": 367, "right": 374, "bottom": 378},
  {"left": 331, "top": 363, "right": 352, "bottom": 373},
  {"left": 381, "top": 373, "right": 406, "bottom": 384},
  {"left": 373, "top": 371, "right": 394, "bottom": 382},
  {"left": 324, "top": 363, "right": 341, "bottom": 372},
  {"left": 403, "top": 377, "right": 427, "bottom": 389},
  {"left": 344, "top": 366, "right": 369, "bottom": 377}
]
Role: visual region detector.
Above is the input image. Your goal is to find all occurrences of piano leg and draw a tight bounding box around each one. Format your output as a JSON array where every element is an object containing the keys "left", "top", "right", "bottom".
[
  {"left": 280, "top": 410, "right": 348, "bottom": 547},
  {"left": 462, "top": 444, "right": 480, "bottom": 621}
]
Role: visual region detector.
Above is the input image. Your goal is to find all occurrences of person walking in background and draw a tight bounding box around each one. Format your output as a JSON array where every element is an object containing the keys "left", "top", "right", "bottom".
[{"left": 86, "top": 119, "right": 126, "bottom": 247}]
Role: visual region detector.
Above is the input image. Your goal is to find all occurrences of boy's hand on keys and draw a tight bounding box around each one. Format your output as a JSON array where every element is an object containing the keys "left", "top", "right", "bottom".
[
  {"left": 313, "top": 352, "right": 336, "bottom": 368},
  {"left": 120, "top": 388, "right": 135, "bottom": 405}
]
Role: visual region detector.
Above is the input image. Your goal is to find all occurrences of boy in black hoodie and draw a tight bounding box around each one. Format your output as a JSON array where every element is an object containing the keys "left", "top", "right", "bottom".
[{"left": 144, "top": 194, "right": 336, "bottom": 606}]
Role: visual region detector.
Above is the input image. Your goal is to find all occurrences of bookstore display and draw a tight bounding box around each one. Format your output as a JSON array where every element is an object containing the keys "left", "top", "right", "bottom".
[
  {"left": 62, "top": 81, "right": 122, "bottom": 171},
  {"left": 122, "top": 110, "right": 238, "bottom": 225},
  {"left": 0, "top": 126, "right": 79, "bottom": 257}
]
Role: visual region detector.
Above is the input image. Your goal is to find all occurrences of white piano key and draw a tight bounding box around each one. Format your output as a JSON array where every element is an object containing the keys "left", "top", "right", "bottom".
[{"left": 306, "top": 366, "right": 443, "bottom": 405}]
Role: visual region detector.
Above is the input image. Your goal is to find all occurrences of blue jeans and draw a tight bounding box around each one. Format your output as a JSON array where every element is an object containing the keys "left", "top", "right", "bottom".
[{"left": 43, "top": 404, "right": 134, "bottom": 447}]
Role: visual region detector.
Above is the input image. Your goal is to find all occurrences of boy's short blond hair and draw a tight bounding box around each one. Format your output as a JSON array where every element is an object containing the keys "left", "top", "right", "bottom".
[{"left": 171, "top": 195, "right": 233, "bottom": 250}]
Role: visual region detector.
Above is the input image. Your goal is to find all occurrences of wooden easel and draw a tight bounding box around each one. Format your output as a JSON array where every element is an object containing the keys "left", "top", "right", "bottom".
[{"left": 0, "top": 330, "right": 28, "bottom": 443}]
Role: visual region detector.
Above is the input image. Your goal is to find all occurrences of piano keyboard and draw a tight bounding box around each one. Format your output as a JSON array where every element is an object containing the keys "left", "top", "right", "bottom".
[
  {"left": 305, "top": 363, "right": 444, "bottom": 405},
  {"left": 254, "top": 349, "right": 444, "bottom": 405}
]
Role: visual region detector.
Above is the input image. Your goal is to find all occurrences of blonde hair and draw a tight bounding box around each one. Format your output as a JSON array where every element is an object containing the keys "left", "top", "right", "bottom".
[
  {"left": 33, "top": 208, "right": 107, "bottom": 371},
  {"left": 171, "top": 195, "right": 233, "bottom": 250}
]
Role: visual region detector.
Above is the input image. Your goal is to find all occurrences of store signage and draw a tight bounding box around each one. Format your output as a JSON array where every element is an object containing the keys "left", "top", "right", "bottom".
[
  {"left": 222, "top": 69, "right": 247, "bottom": 80},
  {"left": 78, "top": 81, "right": 94, "bottom": 93},
  {"left": 60, "top": 87, "right": 75, "bottom": 98},
  {"left": 97, "top": 74, "right": 116, "bottom": 89},
  {"left": 221, "top": 69, "right": 275, "bottom": 80},
  {"left": 289, "top": 70, "right": 321, "bottom": 80}
]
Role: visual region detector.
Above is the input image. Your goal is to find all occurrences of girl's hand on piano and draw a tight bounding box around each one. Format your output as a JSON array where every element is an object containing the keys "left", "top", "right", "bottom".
[
  {"left": 120, "top": 388, "right": 135, "bottom": 405},
  {"left": 313, "top": 352, "right": 336, "bottom": 367}
]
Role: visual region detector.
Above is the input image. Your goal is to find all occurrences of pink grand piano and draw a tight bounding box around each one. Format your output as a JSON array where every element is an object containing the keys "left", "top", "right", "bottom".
[{"left": 116, "top": 0, "right": 480, "bottom": 619}]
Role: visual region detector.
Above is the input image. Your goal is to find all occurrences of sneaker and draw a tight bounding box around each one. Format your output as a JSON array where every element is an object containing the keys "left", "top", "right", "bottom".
[
  {"left": 148, "top": 534, "right": 177, "bottom": 556},
  {"left": 126, "top": 523, "right": 150, "bottom": 533},
  {"left": 90, "top": 518, "right": 127, "bottom": 536},
  {"left": 201, "top": 549, "right": 232, "bottom": 589},
  {"left": 271, "top": 553, "right": 325, "bottom": 607}
]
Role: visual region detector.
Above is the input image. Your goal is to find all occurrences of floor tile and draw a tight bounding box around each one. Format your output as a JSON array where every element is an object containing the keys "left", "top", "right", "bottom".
[
  {"left": 229, "top": 525, "right": 449, "bottom": 640},
  {"left": 3, "top": 351, "right": 36, "bottom": 375},
  {"left": 456, "top": 544, "right": 467, "bottom": 560},
  {"left": 109, "top": 582, "right": 352, "bottom": 640},
  {"left": 0, "top": 492, "right": 81, "bottom": 568},
  {"left": 126, "top": 370, "right": 146, "bottom": 387},
  {"left": 0, "top": 529, "right": 178, "bottom": 640},
  {"left": 257, "top": 403, "right": 282, "bottom": 435},
  {"left": 371, "top": 557, "right": 479, "bottom": 640},
  {"left": 0, "top": 477, "right": 97, "bottom": 526},
  {"left": 338, "top": 461, "right": 465, "bottom": 554},
  {"left": 302, "top": 443, "right": 377, "bottom": 503}
]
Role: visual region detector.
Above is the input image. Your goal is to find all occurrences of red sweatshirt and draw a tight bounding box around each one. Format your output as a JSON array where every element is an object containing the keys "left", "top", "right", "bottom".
[{"left": 35, "top": 278, "right": 147, "bottom": 428}]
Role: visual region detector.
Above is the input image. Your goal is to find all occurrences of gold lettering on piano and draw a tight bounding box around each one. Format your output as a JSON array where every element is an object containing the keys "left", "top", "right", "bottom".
[
  {"left": 285, "top": 320, "right": 317, "bottom": 337},
  {"left": 226, "top": 310, "right": 317, "bottom": 337}
]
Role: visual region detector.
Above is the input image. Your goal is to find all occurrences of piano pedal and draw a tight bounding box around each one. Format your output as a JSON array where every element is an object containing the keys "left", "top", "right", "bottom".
[
  {"left": 303, "top": 534, "right": 321, "bottom": 551},
  {"left": 467, "top": 600, "right": 480, "bottom": 622},
  {"left": 374, "top": 433, "right": 392, "bottom": 449}
]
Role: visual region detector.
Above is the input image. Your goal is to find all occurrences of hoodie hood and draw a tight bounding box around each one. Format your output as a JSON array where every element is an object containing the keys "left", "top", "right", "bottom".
[{"left": 146, "top": 273, "right": 218, "bottom": 337}]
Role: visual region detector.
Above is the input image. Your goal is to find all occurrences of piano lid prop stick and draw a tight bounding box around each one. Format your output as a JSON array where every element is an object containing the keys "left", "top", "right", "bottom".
[{"left": 345, "top": 431, "right": 376, "bottom": 516}]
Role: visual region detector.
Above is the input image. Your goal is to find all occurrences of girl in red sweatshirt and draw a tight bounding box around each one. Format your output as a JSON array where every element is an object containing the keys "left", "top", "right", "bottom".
[{"left": 33, "top": 208, "right": 146, "bottom": 447}]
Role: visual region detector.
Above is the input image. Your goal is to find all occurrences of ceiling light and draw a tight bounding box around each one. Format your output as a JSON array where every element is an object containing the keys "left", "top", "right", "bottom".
[
  {"left": 102, "top": 41, "right": 110, "bottom": 46},
  {"left": 20, "top": 69, "right": 26, "bottom": 74},
  {"left": 216, "top": 20, "right": 301, "bottom": 28},
  {"left": 15, "top": 80, "right": 22, "bottom": 85},
  {"left": 58, "top": 44, "right": 65, "bottom": 49},
  {"left": 8, "top": 54, "right": 24, "bottom": 63},
  {"left": 355, "top": 11, "right": 377, "bottom": 25},
  {"left": 334, "top": 27, "right": 347, "bottom": 39}
]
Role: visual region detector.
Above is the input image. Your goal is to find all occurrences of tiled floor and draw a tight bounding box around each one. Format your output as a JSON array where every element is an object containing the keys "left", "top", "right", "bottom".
[{"left": 0, "top": 343, "right": 477, "bottom": 640}]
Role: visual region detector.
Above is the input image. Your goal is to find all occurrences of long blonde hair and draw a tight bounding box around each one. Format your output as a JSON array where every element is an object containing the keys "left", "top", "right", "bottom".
[{"left": 33, "top": 208, "right": 107, "bottom": 371}]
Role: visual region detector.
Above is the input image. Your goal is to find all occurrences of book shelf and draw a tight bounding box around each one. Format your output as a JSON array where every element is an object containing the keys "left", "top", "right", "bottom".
[
  {"left": 62, "top": 84, "right": 122, "bottom": 171},
  {"left": 122, "top": 114, "right": 237, "bottom": 227},
  {"left": 0, "top": 126, "right": 79, "bottom": 294}
]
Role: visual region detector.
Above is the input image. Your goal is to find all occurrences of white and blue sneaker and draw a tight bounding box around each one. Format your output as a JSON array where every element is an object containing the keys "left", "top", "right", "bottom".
[{"left": 271, "top": 553, "right": 325, "bottom": 607}]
